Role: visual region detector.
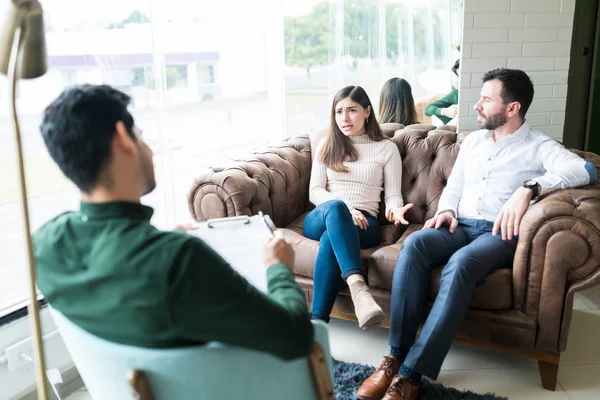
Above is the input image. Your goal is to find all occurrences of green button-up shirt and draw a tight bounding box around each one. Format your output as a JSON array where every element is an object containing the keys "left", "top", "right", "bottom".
[
  {"left": 424, "top": 88, "right": 459, "bottom": 125},
  {"left": 33, "top": 201, "right": 313, "bottom": 360}
]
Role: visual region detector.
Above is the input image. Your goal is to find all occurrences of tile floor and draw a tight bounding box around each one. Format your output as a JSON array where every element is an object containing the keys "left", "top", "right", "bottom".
[{"left": 66, "top": 293, "right": 600, "bottom": 400}]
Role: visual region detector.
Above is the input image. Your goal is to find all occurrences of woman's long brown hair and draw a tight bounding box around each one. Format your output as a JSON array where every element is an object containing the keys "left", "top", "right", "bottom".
[
  {"left": 378, "top": 78, "right": 417, "bottom": 125},
  {"left": 319, "top": 86, "right": 386, "bottom": 172}
]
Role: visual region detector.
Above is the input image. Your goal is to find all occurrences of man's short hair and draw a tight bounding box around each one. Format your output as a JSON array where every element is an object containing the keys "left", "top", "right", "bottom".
[
  {"left": 482, "top": 68, "right": 534, "bottom": 120},
  {"left": 40, "top": 85, "right": 135, "bottom": 192},
  {"left": 452, "top": 59, "right": 460, "bottom": 76}
]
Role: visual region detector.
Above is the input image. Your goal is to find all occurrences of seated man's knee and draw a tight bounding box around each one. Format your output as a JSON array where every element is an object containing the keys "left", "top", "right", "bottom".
[
  {"left": 401, "top": 229, "right": 433, "bottom": 253},
  {"left": 442, "top": 252, "right": 479, "bottom": 281}
]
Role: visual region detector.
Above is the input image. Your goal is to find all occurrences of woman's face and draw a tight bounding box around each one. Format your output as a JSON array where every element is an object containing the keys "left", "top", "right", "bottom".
[{"left": 334, "top": 97, "right": 370, "bottom": 137}]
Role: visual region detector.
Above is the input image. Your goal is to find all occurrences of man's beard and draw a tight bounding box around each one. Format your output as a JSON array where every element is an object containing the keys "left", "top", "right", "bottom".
[{"left": 478, "top": 109, "right": 508, "bottom": 130}]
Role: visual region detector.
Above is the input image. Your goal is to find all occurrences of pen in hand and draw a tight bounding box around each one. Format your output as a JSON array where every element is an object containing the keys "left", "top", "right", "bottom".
[
  {"left": 259, "top": 211, "right": 294, "bottom": 268},
  {"left": 258, "top": 211, "right": 276, "bottom": 237}
]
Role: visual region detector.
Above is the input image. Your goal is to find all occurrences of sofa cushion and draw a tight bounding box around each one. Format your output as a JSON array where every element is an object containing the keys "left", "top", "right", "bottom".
[
  {"left": 367, "top": 226, "right": 514, "bottom": 311},
  {"left": 367, "top": 224, "right": 423, "bottom": 289}
]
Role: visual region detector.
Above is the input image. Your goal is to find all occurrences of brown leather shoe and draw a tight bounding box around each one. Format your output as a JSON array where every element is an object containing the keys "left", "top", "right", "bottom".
[
  {"left": 381, "top": 375, "right": 421, "bottom": 400},
  {"left": 356, "top": 355, "right": 401, "bottom": 400}
]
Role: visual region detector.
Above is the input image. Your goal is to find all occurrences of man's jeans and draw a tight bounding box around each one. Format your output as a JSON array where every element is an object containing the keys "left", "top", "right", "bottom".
[
  {"left": 389, "top": 218, "right": 518, "bottom": 379},
  {"left": 303, "top": 200, "right": 381, "bottom": 322}
]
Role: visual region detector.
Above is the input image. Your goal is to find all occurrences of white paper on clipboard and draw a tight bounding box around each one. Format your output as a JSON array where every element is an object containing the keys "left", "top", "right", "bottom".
[{"left": 189, "top": 214, "right": 276, "bottom": 293}]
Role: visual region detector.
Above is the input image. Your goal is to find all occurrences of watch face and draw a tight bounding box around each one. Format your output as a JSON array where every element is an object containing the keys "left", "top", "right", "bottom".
[{"left": 524, "top": 179, "right": 536, "bottom": 187}]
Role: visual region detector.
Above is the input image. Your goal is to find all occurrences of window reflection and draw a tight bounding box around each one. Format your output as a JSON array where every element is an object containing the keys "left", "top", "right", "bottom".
[{"left": 283, "top": 0, "right": 463, "bottom": 135}]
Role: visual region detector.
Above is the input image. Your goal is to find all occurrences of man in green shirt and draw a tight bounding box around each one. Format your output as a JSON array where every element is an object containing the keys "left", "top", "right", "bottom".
[
  {"left": 425, "top": 59, "right": 460, "bottom": 125},
  {"left": 33, "top": 84, "right": 313, "bottom": 360}
]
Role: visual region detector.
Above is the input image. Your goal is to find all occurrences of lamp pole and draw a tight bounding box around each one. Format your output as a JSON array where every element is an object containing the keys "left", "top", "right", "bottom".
[
  {"left": 1, "top": 2, "right": 49, "bottom": 399},
  {"left": 8, "top": 26, "right": 49, "bottom": 400}
]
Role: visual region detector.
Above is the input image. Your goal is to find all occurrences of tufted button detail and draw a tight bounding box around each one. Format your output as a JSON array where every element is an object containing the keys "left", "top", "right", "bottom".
[
  {"left": 431, "top": 154, "right": 436, "bottom": 161},
  {"left": 421, "top": 205, "right": 428, "bottom": 211},
  {"left": 410, "top": 177, "right": 417, "bottom": 184},
  {"left": 442, "top": 179, "right": 447, "bottom": 186}
]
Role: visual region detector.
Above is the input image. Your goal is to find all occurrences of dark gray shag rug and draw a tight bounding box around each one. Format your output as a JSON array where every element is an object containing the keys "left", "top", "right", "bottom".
[{"left": 333, "top": 359, "right": 508, "bottom": 400}]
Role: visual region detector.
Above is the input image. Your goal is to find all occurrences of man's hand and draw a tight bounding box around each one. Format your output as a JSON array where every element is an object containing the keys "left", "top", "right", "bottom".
[
  {"left": 422, "top": 210, "right": 458, "bottom": 233},
  {"left": 492, "top": 187, "right": 532, "bottom": 240},
  {"left": 172, "top": 223, "right": 198, "bottom": 231},
  {"left": 350, "top": 208, "right": 369, "bottom": 230},
  {"left": 386, "top": 203, "right": 414, "bottom": 225},
  {"left": 442, "top": 105, "right": 458, "bottom": 119},
  {"left": 262, "top": 231, "right": 294, "bottom": 268}
]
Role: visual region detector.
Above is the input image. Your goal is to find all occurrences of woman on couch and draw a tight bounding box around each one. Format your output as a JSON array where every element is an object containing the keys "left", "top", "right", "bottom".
[
  {"left": 378, "top": 77, "right": 418, "bottom": 126},
  {"left": 306, "top": 85, "right": 413, "bottom": 330}
]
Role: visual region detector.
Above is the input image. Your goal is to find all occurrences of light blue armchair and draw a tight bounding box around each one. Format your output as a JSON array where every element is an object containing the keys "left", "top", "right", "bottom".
[{"left": 50, "top": 308, "right": 334, "bottom": 399}]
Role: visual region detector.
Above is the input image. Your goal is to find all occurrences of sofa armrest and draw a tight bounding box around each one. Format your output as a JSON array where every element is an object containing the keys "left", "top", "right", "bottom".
[
  {"left": 513, "top": 185, "right": 600, "bottom": 352},
  {"left": 187, "top": 136, "right": 312, "bottom": 228}
]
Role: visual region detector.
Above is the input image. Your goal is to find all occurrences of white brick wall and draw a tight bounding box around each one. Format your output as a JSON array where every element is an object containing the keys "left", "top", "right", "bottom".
[{"left": 459, "top": 0, "right": 575, "bottom": 140}]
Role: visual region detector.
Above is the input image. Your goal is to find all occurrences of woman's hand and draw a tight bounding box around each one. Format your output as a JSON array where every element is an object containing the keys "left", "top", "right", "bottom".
[
  {"left": 386, "top": 203, "right": 414, "bottom": 225},
  {"left": 350, "top": 208, "right": 369, "bottom": 230}
]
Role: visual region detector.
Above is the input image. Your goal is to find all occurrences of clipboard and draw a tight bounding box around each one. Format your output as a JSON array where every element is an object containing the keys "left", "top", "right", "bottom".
[{"left": 189, "top": 213, "right": 276, "bottom": 293}]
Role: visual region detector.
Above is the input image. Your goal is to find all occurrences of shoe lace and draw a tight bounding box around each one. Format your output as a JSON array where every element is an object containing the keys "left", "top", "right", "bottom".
[
  {"left": 387, "top": 377, "right": 407, "bottom": 396},
  {"left": 378, "top": 356, "right": 396, "bottom": 378}
]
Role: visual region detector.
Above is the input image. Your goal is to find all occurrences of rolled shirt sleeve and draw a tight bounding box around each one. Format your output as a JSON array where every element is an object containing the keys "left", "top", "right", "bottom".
[{"left": 534, "top": 139, "right": 595, "bottom": 196}]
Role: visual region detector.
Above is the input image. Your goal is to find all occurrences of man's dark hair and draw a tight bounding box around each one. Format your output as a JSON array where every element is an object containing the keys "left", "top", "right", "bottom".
[
  {"left": 451, "top": 59, "right": 460, "bottom": 76},
  {"left": 40, "top": 84, "right": 135, "bottom": 192},
  {"left": 482, "top": 68, "right": 534, "bottom": 120}
]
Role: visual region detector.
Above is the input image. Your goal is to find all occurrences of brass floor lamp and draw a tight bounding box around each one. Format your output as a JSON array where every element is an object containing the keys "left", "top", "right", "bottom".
[{"left": 0, "top": 1, "right": 49, "bottom": 399}]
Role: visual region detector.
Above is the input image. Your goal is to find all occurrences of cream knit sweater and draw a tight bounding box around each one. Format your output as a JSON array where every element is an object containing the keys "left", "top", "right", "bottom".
[{"left": 309, "top": 134, "right": 404, "bottom": 217}]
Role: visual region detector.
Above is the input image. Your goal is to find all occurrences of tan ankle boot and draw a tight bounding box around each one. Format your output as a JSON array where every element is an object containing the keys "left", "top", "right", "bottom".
[{"left": 348, "top": 280, "right": 385, "bottom": 329}]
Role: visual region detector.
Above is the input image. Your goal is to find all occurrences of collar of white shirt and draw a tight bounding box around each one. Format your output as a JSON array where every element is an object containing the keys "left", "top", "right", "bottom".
[{"left": 484, "top": 121, "right": 530, "bottom": 142}]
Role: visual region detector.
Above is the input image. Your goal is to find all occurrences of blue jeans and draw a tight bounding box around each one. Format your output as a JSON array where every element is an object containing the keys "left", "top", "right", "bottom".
[
  {"left": 389, "top": 218, "right": 518, "bottom": 379},
  {"left": 303, "top": 200, "right": 381, "bottom": 322}
]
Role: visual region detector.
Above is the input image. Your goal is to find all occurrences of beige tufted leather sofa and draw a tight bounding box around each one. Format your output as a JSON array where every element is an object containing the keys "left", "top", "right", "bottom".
[{"left": 187, "top": 123, "right": 600, "bottom": 391}]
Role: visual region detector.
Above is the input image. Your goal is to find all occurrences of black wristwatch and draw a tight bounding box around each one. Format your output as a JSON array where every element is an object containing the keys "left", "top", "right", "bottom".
[{"left": 523, "top": 179, "right": 540, "bottom": 199}]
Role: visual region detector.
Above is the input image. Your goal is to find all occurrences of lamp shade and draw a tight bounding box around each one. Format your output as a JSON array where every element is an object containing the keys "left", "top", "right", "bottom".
[{"left": 0, "top": 0, "right": 47, "bottom": 79}]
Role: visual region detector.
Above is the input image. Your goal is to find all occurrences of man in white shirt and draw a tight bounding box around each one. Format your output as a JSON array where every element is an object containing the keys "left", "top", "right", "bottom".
[{"left": 357, "top": 68, "right": 597, "bottom": 400}]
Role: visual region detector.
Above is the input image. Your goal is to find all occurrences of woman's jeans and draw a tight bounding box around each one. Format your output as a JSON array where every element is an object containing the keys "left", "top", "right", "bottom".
[{"left": 303, "top": 200, "right": 381, "bottom": 322}]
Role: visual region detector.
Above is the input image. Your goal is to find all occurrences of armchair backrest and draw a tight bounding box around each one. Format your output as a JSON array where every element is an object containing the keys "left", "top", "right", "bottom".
[
  {"left": 389, "top": 127, "right": 461, "bottom": 225},
  {"left": 50, "top": 308, "right": 333, "bottom": 400}
]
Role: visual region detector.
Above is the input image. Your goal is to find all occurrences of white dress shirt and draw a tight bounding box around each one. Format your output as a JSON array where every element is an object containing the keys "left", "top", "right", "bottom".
[{"left": 437, "top": 122, "right": 591, "bottom": 222}]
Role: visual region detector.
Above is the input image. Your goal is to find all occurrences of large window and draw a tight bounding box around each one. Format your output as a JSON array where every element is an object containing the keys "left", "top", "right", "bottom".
[
  {"left": 283, "top": 0, "right": 463, "bottom": 136},
  {"left": 0, "top": 0, "right": 281, "bottom": 315},
  {"left": 0, "top": 0, "right": 462, "bottom": 316}
]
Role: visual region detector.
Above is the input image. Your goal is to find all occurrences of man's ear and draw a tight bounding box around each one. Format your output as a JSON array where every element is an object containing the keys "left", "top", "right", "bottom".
[
  {"left": 113, "top": 121, "right": 137, "bottom": 155},
  {"left": 507, "top": 102, "right": 521, "bottom": 118}
]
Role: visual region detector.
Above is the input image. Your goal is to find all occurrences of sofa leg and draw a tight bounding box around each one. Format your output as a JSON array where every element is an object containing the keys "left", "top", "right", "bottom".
[{"left": 537, "top": 359, "right": 559, "bottom": 391}]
